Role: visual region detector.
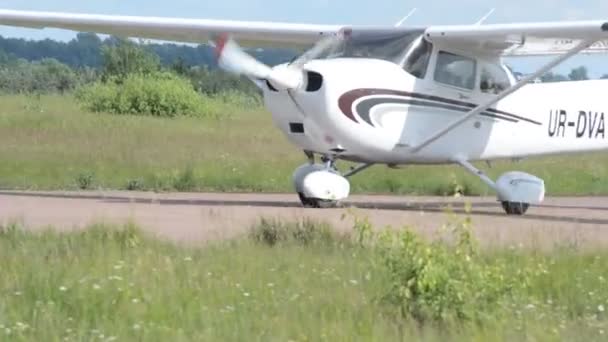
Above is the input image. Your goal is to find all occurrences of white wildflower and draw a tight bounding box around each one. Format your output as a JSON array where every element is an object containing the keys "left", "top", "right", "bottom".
[
  {"left": 599, "top": 305, "right": 605, "bottom": 313},
  {"left": 132, "top": 324, "right": 141, "bottom": 331},
  {"left": 15, "top": 322, "right": 28, "bottom": 331},
  {"left": 59, "top": 286, "right": 68, "bottom": 292},
  {"left": 132, "top": 298, "right": 140, "bottom": 304},
  {"left": 184, "top": 257, "right": 193, "bottom": 262},
  {"left": 243, "top": 292, "right": 250, "bottom": 297},
  {"left": 350, "top": 280, "right": 359, "bottom": 286},
  {"left": 267, "top": 283, "right": 275, "bottom": 288},
  {"left": 92, "top": 284, "right": 101, "bottom": 290},
  {"left": 13, "top": 291, "right": 22, "bottom": 296}
]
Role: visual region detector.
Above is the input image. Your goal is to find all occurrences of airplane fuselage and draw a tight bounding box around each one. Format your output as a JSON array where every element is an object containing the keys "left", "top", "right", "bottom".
[{"left": 265, "top": 58, "right": 608, "bottom": 165}]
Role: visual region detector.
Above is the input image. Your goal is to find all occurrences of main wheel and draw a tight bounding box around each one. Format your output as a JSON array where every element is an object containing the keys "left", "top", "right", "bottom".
[
  {"left": 298, "top": 193, "right": 338, "bottom": 209},
  {"left": 501, "top": 201, "right": 530, "bottom": 216}
]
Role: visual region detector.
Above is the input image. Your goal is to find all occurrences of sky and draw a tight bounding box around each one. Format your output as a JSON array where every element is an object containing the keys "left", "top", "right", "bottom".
[{"left": 0, "top": 0, "right": 607, "bottom": 76}]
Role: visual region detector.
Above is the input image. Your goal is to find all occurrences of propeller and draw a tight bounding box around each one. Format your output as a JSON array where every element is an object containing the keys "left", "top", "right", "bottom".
[
  {"left": 214, "top": 29, "right": 349, "bottom": 91},
  {"left": 215, "top": 34, "right": 303, "bottom": 90}
]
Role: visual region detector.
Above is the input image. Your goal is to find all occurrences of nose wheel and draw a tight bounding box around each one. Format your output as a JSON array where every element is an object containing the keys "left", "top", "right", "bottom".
[
  {"left": 298, "top": 192, "right": 338, "bottom": 209},
  {"left": 501, "top": 202, "right": 530, "bottom": 215}
]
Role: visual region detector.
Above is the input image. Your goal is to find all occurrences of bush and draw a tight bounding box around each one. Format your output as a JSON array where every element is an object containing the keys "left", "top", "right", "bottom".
[
  {"left": 250, "top": 218, "right": 341, "bottom": 247},
  {"left": 76, "top": 72, "right": 210, "bottom": 117},
  {"left": 360, "top": 213, "right": 526, "bottom": 325},
  {"left": 0, "top": 58, "right": 84, "bottom": 94}
]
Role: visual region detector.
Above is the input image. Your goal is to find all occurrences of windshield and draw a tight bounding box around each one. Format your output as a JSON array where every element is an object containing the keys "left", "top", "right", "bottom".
[{"left": 313, "top": 28, "right": 425, "bottom": 64}]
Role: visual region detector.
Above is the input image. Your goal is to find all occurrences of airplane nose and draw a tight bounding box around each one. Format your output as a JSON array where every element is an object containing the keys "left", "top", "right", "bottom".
[
  {"left": 266, "top": 64, "right": 304, "bottom": 91},
  {"left": 265, "top": 68, "right": 323, "bottom": 93}
]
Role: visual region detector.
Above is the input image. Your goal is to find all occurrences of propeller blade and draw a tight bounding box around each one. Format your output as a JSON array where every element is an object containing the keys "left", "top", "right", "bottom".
[
  {"left": 215, "top": 34, "right": 302, "bottom": 90},
  {"left": 291, "top": 28, "right": 349, "bottom": 68}
]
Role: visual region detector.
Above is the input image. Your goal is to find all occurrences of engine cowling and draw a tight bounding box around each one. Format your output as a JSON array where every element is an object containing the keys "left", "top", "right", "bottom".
[
  {"left": 496, "top": 171, "right": 545, "bottom": 204},
  {"left": 293, "top": 164, "right": 350, "bottom": 201}
]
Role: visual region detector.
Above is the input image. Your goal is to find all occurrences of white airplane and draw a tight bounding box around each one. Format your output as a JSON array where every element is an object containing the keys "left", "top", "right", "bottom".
[{"left": 2, "top": 9, "right": 608, "bottom": 215}]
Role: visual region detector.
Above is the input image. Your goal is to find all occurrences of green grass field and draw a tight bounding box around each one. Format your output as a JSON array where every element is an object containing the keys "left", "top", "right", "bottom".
[
  {"left": 1, "top": 94, "right": 608, "bottom": 195},
  {"left": 0, "top": 219, "right": 606, "bottom": 341}
]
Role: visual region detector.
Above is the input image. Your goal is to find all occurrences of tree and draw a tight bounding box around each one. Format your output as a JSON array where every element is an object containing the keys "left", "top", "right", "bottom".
[
  {"left": 568, "top": 66, "right": 589, "bottom": 81},
  {"left": 100, "top": 39, "right": 160, "bottom": 82},
  {"left": 540, "top": 72, "right": 568, "bottom": 83}
]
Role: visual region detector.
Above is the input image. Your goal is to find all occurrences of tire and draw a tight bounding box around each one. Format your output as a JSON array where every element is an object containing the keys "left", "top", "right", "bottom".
[
  {"left": 298, "top": 193, "right": 338, "bottom": 209},
  {"left": 501, "top": 202, "right": 530, "bottom": 216}
]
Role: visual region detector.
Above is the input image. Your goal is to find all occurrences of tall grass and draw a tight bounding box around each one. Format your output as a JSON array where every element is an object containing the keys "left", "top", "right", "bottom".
[
  {"left": 1, "top": 94, "right": 608, "bottom": 195},
  {"left": 0, "top": 219, "right": 606, "bottom": 341}
]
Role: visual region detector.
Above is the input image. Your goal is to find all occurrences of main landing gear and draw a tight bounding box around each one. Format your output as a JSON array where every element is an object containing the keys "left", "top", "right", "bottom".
[
  {"left": 292, "top": 153, "right": 544, "bottom": 216},
  {"left": 456, "top": 159, "right": 545, "bottom": 216},
  {"left": 293, "top": 152, "right": 373, "bottom": 209}
]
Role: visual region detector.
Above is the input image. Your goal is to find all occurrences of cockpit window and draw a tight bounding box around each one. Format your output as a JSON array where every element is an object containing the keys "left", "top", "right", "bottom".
[
  {"left": 402, "top": 37, "right": 433, "bottom": 79},
  {"left": 434, "top": 51, "right": 477, "bottom": 90},
  {"left": 480, "top": 63, "right": 511, "bottom": 94},
  {"left": 311, "top": 29, "right": 425, "bottom": 64}
]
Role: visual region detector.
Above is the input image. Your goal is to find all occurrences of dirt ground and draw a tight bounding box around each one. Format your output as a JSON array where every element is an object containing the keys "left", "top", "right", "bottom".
[{"left": 2, "top": 191, "right": 608, "bottom": 249}]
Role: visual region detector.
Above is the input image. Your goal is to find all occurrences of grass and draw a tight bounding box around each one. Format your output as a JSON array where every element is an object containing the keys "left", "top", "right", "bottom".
[
  {"left": 1, "top": 94, "right": 608, "bottom": 195},
  {"left": 0, "top": 219, "right": 606, "bottom": 341}
]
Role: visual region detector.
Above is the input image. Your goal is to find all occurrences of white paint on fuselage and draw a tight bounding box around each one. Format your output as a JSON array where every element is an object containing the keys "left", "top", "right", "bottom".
[{"left": 265, "top": 58, "right": 608, "bottom": 165}]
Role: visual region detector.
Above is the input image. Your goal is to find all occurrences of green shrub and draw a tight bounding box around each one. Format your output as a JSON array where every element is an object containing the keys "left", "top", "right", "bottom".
[
  {"left": 250, "top": 218, "right": 341, "bottom": 247},
  {"left": 125, "top": 178, "right": 145, "bottom": 191},
  {"left": 362, "top": 214, "right": 526, "bottom": 325},
  {"left": 76, "top": 72, "right": 210, "bottom": 117},
  {"left": 171, "top": 166, "right": 197, "bottom": 192},
  {"left": 75, "top": 171, "right": 95, "bottom": 190}
]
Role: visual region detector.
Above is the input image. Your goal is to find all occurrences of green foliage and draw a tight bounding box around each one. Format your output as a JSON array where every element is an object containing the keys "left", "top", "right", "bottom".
[
  {"left": 125, "top": 178, "right": 145, "bottom": 191},
  {"left": 75, "top": 171, "right": 95, "bottom": 190},
  {"left": 249, "top": 218, "right": 340, "bottom": 247},
  {"left": 171, "top": 166, "right": 197, "bottom": 192},
  {"left": 76, "top": 72, "right": 210, "bottom": 117},
  {"left": 183, "top": 65, "right": 261, "bottom": 97},
  {"left": 100, "top": 39, "right": 160, "bottom": 82},
  {"left": 356, "top": 212, "right": 520, "bottom": 325},
  {"left": 0, "top": 58, "right": 87, "bottom": 94},
  {"left": 569, "top": 66, "right": 589, "bottom": 81},
  {"left": 1, "top": 220, "right": 608, "bottom": 340}
]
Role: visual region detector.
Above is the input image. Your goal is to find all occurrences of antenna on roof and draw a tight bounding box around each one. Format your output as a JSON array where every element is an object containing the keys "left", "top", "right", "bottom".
[
  {"left": 394, "top": 8, "right": 418, "bottom": 27},
  {"left": 475, "top": 8, "right": 495, "bottom": 25}
]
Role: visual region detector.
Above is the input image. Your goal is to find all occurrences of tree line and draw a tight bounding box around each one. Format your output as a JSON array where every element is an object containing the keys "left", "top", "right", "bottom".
[
  {"left": 0, "top": 33, "right": 298, "bottom": 96},
  {"left": 0, "top": 33, "right": 605, "bottom": 95}
]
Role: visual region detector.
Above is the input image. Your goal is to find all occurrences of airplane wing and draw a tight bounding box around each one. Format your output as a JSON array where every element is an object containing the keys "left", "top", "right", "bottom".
[
  {"left": 425, "top": 21, "right": 608, "bottom": 56},
  {"left": 0, "top": 9, "right": 342, "bottom": 47}
]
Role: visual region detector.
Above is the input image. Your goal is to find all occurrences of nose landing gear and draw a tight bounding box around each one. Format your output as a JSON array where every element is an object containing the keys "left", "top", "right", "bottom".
[{"left": 293, "top": 152, "right": 375, "bottom": 209}]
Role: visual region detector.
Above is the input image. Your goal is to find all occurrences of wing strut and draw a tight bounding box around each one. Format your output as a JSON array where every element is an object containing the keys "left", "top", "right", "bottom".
[{"left": 411, "top": 39, "right": 596, "bottom": 153}]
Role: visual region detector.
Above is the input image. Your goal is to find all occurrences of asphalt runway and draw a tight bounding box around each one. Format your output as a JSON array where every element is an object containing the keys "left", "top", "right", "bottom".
[{"left": 2, "top": 191, "right": 608, "bottom": 249}]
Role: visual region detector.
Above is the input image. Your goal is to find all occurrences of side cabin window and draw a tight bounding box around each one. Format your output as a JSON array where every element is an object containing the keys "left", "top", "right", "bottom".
[
  {"left": 480, "top": 63, "right": 511, "bottom": 94},
  {"left": 402, "top": 37, "right": 433, "bottom": 79},
  {"left": 434, "top": 51, "right": 477, "bottom": 90}
]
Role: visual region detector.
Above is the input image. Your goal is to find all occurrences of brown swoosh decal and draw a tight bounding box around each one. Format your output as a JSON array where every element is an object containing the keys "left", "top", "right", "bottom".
[{"left": 338, "top": 88, "right": 542, "bottom": 126}]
